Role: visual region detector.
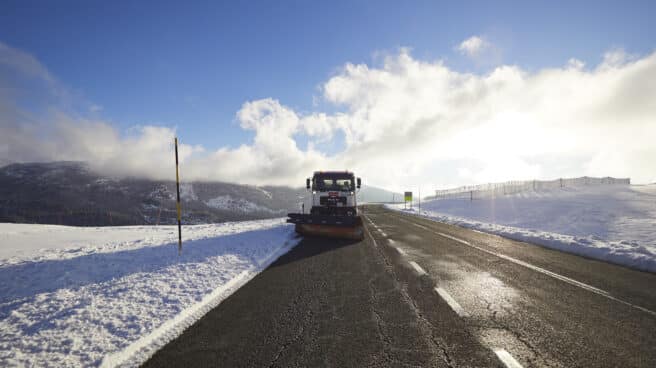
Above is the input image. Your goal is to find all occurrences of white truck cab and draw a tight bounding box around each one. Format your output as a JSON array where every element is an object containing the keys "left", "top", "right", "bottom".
[{"left": 306, "top": 171, "right": 361, "bottom": 216}]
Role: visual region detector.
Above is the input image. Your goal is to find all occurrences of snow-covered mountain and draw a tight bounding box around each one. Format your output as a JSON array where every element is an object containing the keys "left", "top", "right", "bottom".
[
  {"left": 0, "top": 162, "right": 304, "bottom": 225},
  {"left": 0, "top": 162, "right": 400, "bottom": 226}
]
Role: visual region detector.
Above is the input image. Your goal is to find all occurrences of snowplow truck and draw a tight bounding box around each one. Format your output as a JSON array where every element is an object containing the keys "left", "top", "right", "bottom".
[{"left": 287, "top": 171, "right": 364, "bottom": 240}]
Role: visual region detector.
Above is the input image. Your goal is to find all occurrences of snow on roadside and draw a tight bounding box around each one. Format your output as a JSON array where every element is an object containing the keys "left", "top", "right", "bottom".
[
  {"left": 387, "top": 185, "right": 656, "bottom": 273},
  {"left": 0, "top": 219, "right": 285, "bottom": 265},
  {"left": 0, "top": 220, "right": 300, "bottom": 367}
]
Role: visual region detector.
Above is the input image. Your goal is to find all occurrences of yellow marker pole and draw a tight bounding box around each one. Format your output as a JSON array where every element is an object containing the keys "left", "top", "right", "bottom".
[{"left": 174, "top": 137, "right": 182, "bottom": 254}]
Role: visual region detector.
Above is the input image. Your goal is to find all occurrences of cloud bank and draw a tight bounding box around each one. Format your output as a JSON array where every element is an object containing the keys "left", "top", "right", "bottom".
[{"left": 1, "top": 41, "right": 655, "bottom": 190}]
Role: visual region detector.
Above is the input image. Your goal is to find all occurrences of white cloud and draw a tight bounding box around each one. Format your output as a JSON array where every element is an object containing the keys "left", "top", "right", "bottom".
[
  {"left": 601, "top": 48, "right": 632, "bottom": 67},
  {"left": 457, "top": 35, "right": 490, "bottom": 57},
  {"left": 1, "top": 42, "right": 655, "bottom": 190},
  {"left": 567, "top": 58, "right": 585, "bottom": 70}
]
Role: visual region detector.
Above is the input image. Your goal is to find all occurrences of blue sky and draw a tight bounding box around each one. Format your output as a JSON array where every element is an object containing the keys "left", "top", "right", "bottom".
[
  {"left": 1, "top": 1, "right": 655, "bottom": 188},
  {"left": 2, "top": 0, "right": 653, "bottom": 150}
]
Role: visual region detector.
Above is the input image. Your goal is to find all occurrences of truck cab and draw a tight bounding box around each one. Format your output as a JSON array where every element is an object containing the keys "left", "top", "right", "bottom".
[{"left": 306, "top": 171, "right": 361, "bottom": 216}]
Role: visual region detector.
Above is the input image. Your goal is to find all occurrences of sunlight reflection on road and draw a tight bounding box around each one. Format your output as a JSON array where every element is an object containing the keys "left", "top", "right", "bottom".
[{"left": 434, "top": 260, "right": 519, "bottom": 318}]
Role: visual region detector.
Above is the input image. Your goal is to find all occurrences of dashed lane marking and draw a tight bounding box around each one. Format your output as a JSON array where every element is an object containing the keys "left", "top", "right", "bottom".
[
  {"left": 408, "top": 261, "right": 427, "bottom": 275},
  {"left": 366, "top": 216, "right": 387, "bottom": 237},
  {"left": 435, "top": 233, "right": 610, "bottom": 295},
  {"left": 387, "top": 239, "right": 405, "bottom": 255},
  {"left": 399, "top": 216, "right": 656, "bottom": 317},
  {"left": 434, "top": 287, "right": 468, "bottom": 317},
  {"left": 494, "top": 349, "right": 523, "bottom": 368},
  {"left": 362, "top": 218, "right": 378, "bottom": 248}
]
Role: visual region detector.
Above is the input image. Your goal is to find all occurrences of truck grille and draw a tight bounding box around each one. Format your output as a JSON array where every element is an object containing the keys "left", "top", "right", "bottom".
[{"left": 320, "top": 196, "right": 347, "bottom": 206}]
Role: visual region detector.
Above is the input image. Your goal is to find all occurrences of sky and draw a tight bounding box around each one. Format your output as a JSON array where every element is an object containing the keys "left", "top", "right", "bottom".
[{"left": 1, "top": 0, "right": 655, "bottom": 191}]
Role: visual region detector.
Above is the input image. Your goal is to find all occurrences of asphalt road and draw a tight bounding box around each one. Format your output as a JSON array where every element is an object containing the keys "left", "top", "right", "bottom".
[{"left": 144, "top": 205, "right": 656, "bottom": 367}]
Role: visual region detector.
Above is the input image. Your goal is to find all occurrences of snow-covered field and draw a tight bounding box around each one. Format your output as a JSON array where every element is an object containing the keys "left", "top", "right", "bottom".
[
  {"left": 0, "top": 220, "right": 299, "bottom": 367},
  {"left": 388, "top": 184, "right": 656, "bottom": 273}
]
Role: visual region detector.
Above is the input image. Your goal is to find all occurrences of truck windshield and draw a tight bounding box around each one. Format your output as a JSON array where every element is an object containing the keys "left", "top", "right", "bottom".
[{"left": 313, "top": 175, "right": 354, "bottom": 191}]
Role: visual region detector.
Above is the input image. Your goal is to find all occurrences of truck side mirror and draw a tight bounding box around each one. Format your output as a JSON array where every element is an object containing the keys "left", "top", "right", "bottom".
[
  {"left": 306, "top": 178, "right": 311, "bottom": 189},
  {"left": 357, "top": 178, "right": 361, "bottom": 189}
]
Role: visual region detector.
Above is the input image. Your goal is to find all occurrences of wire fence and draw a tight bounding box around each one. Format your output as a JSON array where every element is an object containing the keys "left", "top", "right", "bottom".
[{"left": 432, "top": 176, "right": 631, "bottom": 200}]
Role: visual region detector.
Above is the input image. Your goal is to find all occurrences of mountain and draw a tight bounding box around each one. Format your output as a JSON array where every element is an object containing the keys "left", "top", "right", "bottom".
[
  {"left": 0, "top": 162, "right": 400, "bottom": 226},
  {"left": 0, "top": 162, "right": 304, "bottom": 226}
]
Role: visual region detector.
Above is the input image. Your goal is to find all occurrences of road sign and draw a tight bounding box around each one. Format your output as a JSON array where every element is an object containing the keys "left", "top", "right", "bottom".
[{"left": 404, "top": 191, "right": 412, "bottom": 202}]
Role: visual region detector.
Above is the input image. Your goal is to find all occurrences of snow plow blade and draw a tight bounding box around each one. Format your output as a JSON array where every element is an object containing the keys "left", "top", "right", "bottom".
[{"left": 287, "top": 213, "right": 364, "bottom": 240}]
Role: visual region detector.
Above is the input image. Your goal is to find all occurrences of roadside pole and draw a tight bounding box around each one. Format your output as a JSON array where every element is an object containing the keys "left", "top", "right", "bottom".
[{"left": 174, "top": 137, "right": 182, "bottom": 254}]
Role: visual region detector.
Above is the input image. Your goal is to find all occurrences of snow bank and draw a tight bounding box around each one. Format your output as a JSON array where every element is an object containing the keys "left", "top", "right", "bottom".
[
  {"left": 387, "top": 185, "right": 656, "bottom": 273},
  {"left": 0, "top": 220, "right": 300, "bottom": 367}
]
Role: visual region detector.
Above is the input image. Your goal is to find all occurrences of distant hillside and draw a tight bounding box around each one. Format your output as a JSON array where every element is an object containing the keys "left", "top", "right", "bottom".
[
  {"left": 0, "top": 162, "right": 305, "bottom": 226},
  {"left": 356, "top": 185, "right": 403, "bottom": 203},
  {"left": 0, "top": 162, "right": 400, "bottom": 226}
]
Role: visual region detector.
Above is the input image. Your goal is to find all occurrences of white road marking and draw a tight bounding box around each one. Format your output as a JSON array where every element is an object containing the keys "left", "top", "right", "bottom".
[
  {"left": 365, "top": 216, "right": 385, "bottom": 236},
  {"left": 383, "top": 238, "right": 408, "bottom": 257},
  {"left": 389, "top": 211, "right": 655, "bottom": 316},
  {"left": 435, "top": 232, "right": 611, "bottom": 296},
  {"left": 412, "top": 223, "right": 430, "bottom": 230},
  {"left": 388, "top": 239, "right": 405, "bottom": 255},
  {"left": 434, "top": 287, "right": 468, "bottom": 317},
  {"left": 494, "top": 349, "right": 523, "bottom": 368},
  {"left": 437, "top": 232, "right": 470, "bottom": 246},
  {"left": 363, "top": 218, "right": 378, "bottom": 248},
  {"left": 418, "top": 225, "right": 656, "bottom": 317},
  {"left": 408, "top": 261, "right": 427, "bottom": 275}
]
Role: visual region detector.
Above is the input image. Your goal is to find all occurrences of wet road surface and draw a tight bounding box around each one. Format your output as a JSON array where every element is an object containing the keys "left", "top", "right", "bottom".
[{"left": 144, "top": 205, "right": 656, "bottom": 367}]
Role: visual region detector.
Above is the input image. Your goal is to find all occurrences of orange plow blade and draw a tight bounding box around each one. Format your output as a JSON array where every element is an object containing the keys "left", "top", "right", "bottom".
[
  {"left": 287, "top": 213, "right": 365, "bottom": 240},
  {"left": 295, "top": 223, "right": 364, "bottom": 240}
]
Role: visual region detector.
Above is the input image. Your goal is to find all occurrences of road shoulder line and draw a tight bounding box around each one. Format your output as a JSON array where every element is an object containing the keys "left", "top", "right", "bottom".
[{"left": 402, "top": 213, "right": 656, "bottom": 317}]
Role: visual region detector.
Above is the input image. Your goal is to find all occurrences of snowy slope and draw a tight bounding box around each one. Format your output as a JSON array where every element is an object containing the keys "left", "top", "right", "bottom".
[
  {"left": 388, "top": 184, "right": 656, "bottom": 272},
  {"left": 0, "top": 162, "right": 305, "bottom": 226},
  {"left": 0, "top": 220, "right": 300, "bottom": 367},
  {"left": 204, "top": 194, "right": 285, "bottom": 215}
]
